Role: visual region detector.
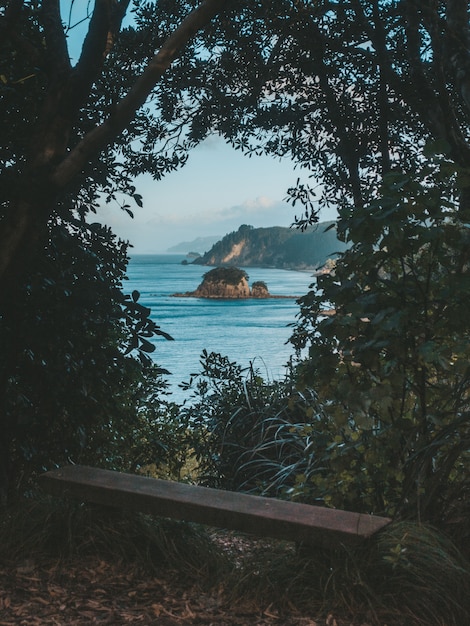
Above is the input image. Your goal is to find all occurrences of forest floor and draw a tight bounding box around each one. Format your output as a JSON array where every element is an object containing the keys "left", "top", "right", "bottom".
[
  {"left": 0, "top": 554, "right": 339, "bottom": 626},
  {"left": 0, "top": 531, "right": 380, "bottom": 626}
]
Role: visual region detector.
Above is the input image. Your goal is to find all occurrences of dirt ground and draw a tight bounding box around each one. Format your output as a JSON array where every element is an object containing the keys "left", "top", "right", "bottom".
[{"left": 0, "top": 554, "right": 360, "bottom": 626}]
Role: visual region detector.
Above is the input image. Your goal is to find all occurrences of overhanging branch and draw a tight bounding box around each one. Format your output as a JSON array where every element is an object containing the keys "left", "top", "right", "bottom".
[
  {"left": 52, "top": 0, "right": 226, "bottom": 188},
  {"left": 70, "top": 0, "right": 131, "bottom": 109},
  {"left": 41, "top": 0, "right": 71, "bottom": 77},
  {"left": 445, "top": 0, "right": 470, "bottom": 114}
]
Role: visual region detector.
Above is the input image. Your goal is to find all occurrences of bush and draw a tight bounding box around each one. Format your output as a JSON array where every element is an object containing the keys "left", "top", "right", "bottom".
[
  {"left": 291, "top": 157, "right": 470, "bottom": 526},
  {"left": 180, "top": 350, "right": 265, "bottom": 489},
  {"left": 229, "top": 521, "right": 470, "bottom": 625},
  {"left": 181, "top": 348, "right": 470, "bottom": 562},
  {"left": 181, "top": 351, "right": 331, "bottom": 497},
  {"left": 1, "top": 218, "right": 176, "bottom": 499}
]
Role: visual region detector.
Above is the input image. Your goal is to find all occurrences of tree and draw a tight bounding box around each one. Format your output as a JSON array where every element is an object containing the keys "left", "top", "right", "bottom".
[
  {"left": 0, "top": 0, "right": 228, "bottom": 501},
  {"left": 159, "top": 1, "right": 470, "bottom": 215},
  {"left": 291, "top": 154, "right": 470, "bottom": 524},
  {"left": 2, "top": 216, "right": 177, "bottom": 495},
  {"left": 3, "top": 0, "right": 470, "bottom": 522},
  {"left": 0, "top": 0, "right": 226, "bottom": 293}
]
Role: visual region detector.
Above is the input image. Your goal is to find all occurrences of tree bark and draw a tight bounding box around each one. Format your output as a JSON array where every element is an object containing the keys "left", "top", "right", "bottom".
[{"left": 51, "top": 0, "right": 226, "bottom": 188}]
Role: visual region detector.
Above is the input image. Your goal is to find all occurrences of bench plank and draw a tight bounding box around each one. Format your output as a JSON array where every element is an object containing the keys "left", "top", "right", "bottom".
[{"left": 39, "top": 465, "right": 391, "bottom": 548}]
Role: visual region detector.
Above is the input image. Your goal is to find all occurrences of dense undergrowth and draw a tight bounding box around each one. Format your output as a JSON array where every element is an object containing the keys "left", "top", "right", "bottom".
[
  {"left": 3, "top": 349, "right": 469, "bottom": 624},
  {"left": 179, "top": 353, "right": 470, "bottom": 557}
]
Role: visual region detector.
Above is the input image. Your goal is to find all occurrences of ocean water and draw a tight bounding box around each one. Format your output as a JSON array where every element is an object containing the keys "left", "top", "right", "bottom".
[{"left": 125, "top": 255, "right": 316, "bottom": 401}]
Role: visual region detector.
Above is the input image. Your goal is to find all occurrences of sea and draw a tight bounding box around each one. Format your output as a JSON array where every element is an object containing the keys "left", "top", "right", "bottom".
[{"left": 125, "top": 255, "right": 316, "bottom": 402}]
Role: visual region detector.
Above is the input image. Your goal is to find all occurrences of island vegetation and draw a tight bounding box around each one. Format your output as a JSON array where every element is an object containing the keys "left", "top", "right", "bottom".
[
  {"left": 1, "top": 2, "right": 470, "bottom": 625},
  {"left": 192, "top": 222, "right": 348, "bottom": 270},
  {"left": 173, "top": 266, "right": 294, "bottom": 299},
  {"left": 174, "top": 266, "right": 252, "bottom": 297}
]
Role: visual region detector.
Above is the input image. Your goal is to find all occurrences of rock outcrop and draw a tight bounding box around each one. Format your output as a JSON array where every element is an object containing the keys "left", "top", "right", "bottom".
[
  {"left": 251, "top": 281, "right": 270, "bottom": 298},
  {"left": 194, "top": 267, "right": 251, "bottom": 298},
  {"left": 172, "top": 267, "right": 275, "bottom": 299}
]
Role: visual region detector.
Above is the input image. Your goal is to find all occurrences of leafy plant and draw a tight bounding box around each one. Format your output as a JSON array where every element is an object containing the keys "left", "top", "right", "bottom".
[
  {"left": 0, "top": 0, "right": 227, "bottom": 501},
  {"left": 202, "top": 267, "right": 249, "bottom": 286},
  {"left": 291, "top": 155, "right": 470, "bottom": 525},
  {"left": 1, "top": 217, "right": 176, "bottom": 497},
  {"left": 229, "top": 522, "right": 470, "bottom": 625},
  {"left": 0, "top": 496, "right": 229, "bottom": 578},
  {"left": 180, "top": 158, "right": 470, "bottom": 561},
  {"left": 180, "top": 351, "right": 329, "bottom": 495}
]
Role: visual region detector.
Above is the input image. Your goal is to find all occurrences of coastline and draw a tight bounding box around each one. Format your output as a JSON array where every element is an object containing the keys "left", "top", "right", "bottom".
[{"left": 170, "top": 292, "right": 300, "bottom": 299}]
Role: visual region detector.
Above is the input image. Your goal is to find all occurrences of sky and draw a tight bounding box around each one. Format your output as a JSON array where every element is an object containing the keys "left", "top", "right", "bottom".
[{"left": 94, "top": 139, "right": 337, "bottom": 254}]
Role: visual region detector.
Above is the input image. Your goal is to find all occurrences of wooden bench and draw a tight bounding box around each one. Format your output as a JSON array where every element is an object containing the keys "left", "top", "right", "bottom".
[{"left": 39, "top": 465, "right": 391, "bottom": 549}]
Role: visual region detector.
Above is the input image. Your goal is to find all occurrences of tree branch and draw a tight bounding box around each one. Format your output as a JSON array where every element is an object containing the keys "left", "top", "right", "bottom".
[
  {"left": 51, "top": 0, "right": 226, "bottom": 188},
  {"left": 0, "top": 0, "right": 24, "bottom": 39},
  {"left": 371, "top": 0, "right": 391, "bottom": 175},
  {"left": 402, "top": 0, "right": 470, "bottom": 165},
  {"left": 69, "top": 0, "right": 131, "bottom": 110},
  {"left": 26, "top": 0, "right": 131, "bottom": 172},
  {"left": 0, "top": 0, "right": 42, "bottom": 65},
  {"left": 445, "top": 0, "right": 470, "bottom": 114},
  {"left": 294, "top": 7, "right": 364, "bottom": 207},
  {"left": 41, "top": 0, "right": 72, "bottom": 77}
]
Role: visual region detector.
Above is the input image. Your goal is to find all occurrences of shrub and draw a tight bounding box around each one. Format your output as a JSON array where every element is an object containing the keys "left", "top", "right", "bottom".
[
  {"left": 1, "top": 219, "right": 176, "bottom": 498},
  {"left": 291, "top": 156, "right": 470, "bottom": 526}
]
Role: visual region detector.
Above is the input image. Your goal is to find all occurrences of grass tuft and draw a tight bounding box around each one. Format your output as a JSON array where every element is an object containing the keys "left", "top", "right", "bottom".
[
  {"left": 374, "top": 521, "right": 470, "bottom": 624},
  {"left": 0, "top": 495, "right": 231, "bottom": 582},
  {"left": 227, "top": 522, "right": 470, "bottom": 625}
]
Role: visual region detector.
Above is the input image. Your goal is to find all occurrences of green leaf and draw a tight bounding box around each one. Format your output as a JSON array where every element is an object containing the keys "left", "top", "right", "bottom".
[{"left": 133, "top": 193, "right": 143, "bottom": 207}]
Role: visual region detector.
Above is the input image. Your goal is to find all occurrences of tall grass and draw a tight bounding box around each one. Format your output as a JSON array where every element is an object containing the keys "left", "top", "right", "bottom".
[
  {"left": 0, "top": 495, "right": 230, "bottom": 580},
  {"left": 227, "top": 522, "right": 470, "bottom": 625}
]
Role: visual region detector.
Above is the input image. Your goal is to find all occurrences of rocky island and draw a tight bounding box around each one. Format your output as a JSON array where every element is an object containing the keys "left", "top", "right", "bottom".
[{"left": 172, "top": 267, "right": 295, "bottom": 299}]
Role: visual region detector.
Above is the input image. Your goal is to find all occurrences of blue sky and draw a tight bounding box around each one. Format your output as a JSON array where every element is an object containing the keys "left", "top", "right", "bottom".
[
  {"left": 63, "top": 3, "right": 337, "bottom": 253},
  {"left": 95, "top": 139, "right": 337, "bottom": 253}
]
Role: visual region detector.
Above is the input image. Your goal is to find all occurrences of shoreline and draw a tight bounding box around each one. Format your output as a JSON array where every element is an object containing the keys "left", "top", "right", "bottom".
[{"left": 171, "top": 292, "right": 300, "bottom": 299}]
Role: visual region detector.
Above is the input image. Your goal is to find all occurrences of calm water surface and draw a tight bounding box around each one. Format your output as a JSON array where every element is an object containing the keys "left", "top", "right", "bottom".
[{"left": 126, "top": 255, "right": 315, "bottom": 400}]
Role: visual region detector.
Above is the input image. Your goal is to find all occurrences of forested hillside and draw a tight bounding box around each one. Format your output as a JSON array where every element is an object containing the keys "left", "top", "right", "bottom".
[{"left": 192, "top": 222, "right": 347, "bottom": 269}]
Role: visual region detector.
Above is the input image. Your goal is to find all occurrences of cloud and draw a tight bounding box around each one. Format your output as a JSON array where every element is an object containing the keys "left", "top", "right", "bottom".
[
  {"left": 93, "top": 193, "right": 302, "bottom": 253},
  {"left": 143, "top": 196, "right": 293, "bottom": 228},
  {"left": 90, "top": 138, "right": 336, "bottom": 253}
]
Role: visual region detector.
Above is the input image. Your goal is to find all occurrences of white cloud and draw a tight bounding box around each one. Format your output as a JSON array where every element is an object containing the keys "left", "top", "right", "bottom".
[
  {"left": 134, "top": 196, "right": 292, "bottom": 228},
  {"left": 91, "top": 140, "right": 337, "bottom": 253}
]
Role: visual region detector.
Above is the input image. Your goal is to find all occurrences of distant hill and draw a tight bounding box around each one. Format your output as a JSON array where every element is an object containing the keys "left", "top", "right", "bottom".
[
  {"left": 166, "top": 235, "right": 222, "bottom": 255},
  {"left": 192, "top": 222, "right": 348, "bottom": 270}
]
